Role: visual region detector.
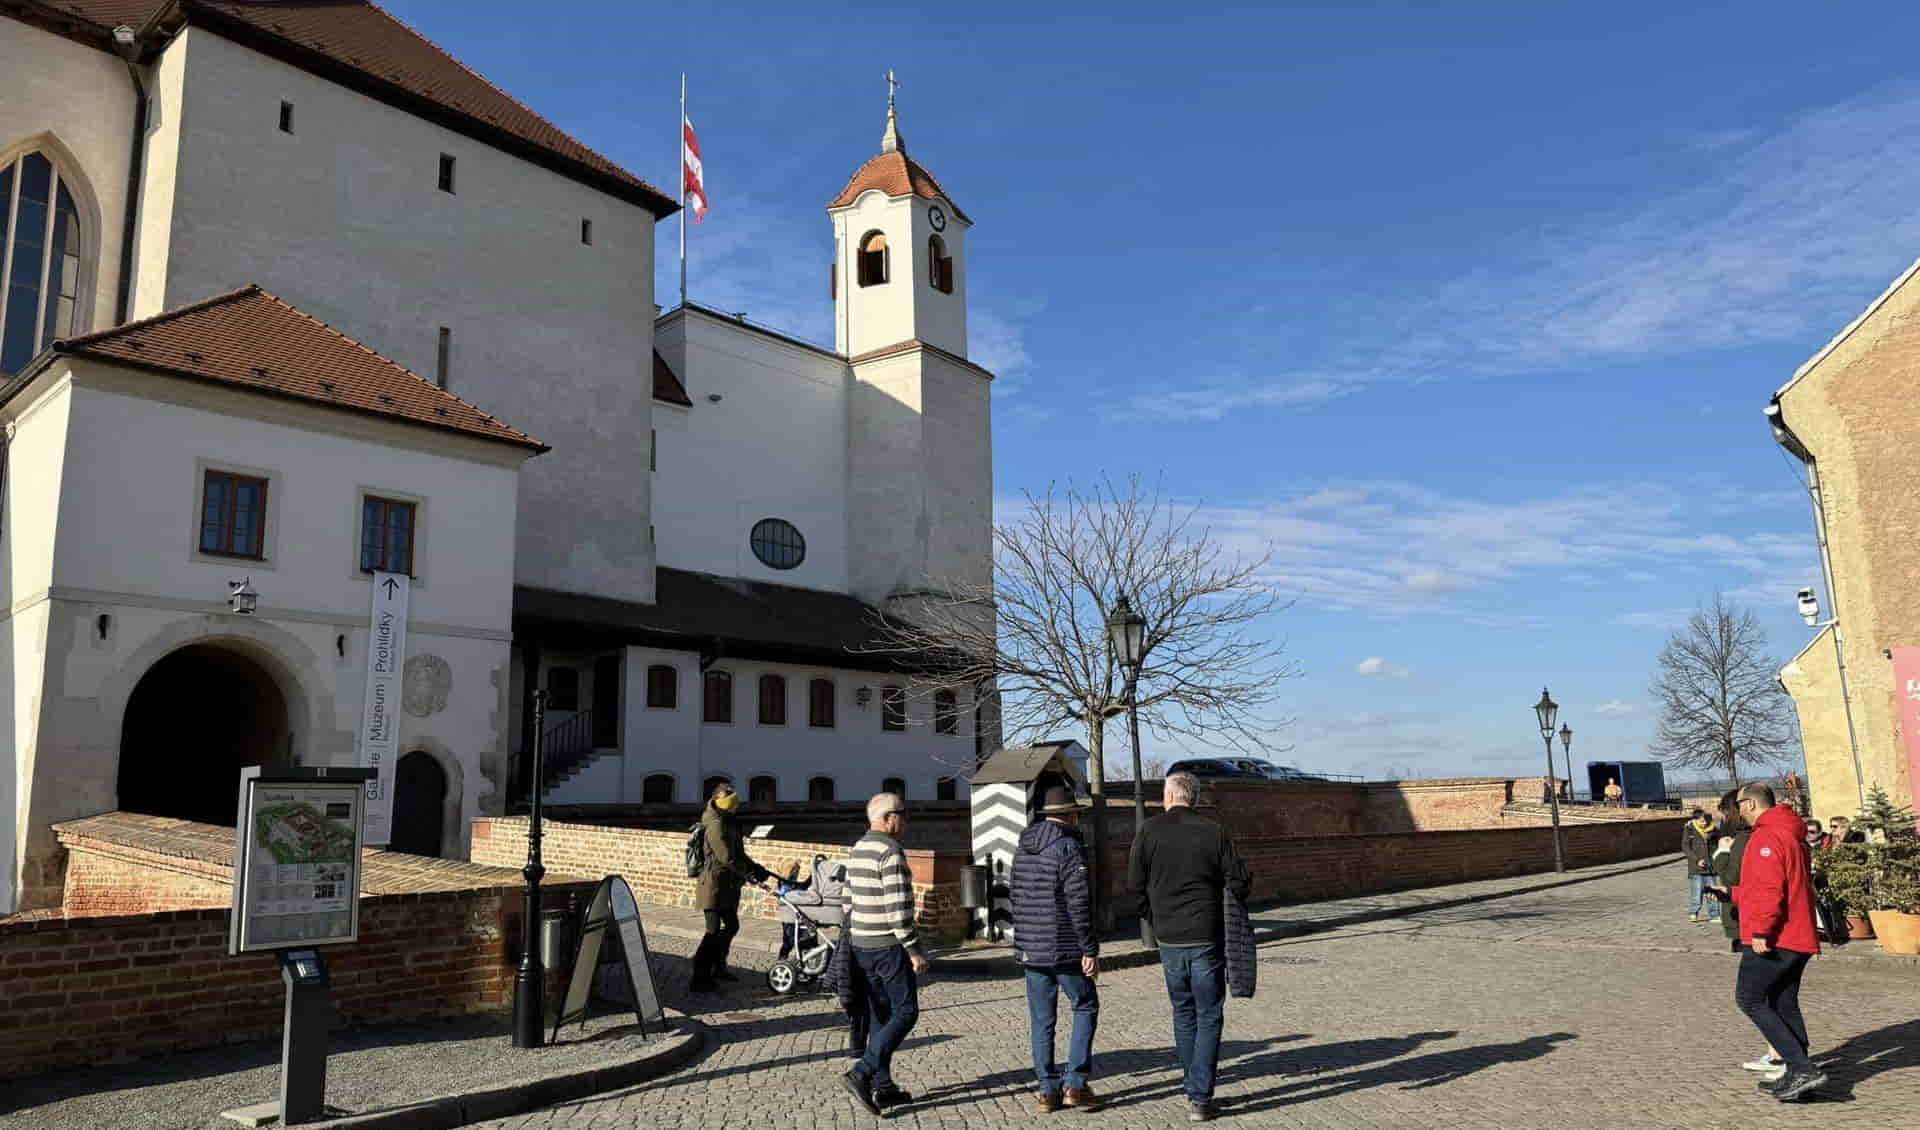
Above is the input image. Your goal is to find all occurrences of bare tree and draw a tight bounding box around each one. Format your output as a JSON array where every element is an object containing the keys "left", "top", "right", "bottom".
[
  {"left": 1648, "top": 594, "right": 1800, "bottom": 783},
  {"left": 863, "top": 474, "right": 1299, "bottom": 914}
]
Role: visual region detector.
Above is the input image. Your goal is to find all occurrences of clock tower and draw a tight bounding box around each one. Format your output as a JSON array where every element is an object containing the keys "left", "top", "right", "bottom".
[{"left": 828, "top": 74, "right": 971, "bottom": 359}]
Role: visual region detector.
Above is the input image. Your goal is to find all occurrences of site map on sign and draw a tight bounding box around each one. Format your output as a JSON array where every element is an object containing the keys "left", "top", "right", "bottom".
[
  {"left": 241, "top": 785, "right": 360, "bottom": 948},
  {"left": 255, "top": 801, "right": 356, "bottom": 865}
]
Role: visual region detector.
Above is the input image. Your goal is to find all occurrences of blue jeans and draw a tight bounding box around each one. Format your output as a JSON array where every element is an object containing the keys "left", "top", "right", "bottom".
[
  {"left": 1025, "top": 963, "right": 1099, "bottom": 1096},
  {"left": 1689, "top": 872, "right": 1720, "bottom": 919},
  {"left": 1159, "top": 943, "right": 1225, "bottom": 1102},
  {"left": 852, "top": 945, "right": 919, "bottom": 1089}
]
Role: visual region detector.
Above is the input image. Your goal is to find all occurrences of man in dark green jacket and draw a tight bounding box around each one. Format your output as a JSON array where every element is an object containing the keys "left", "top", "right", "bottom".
[{"left": 690, "top": 782, "right": 771, "bottom": 992}]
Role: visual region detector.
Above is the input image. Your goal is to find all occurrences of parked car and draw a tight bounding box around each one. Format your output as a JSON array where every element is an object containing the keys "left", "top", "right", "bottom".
[{"left": 1167, "top": 758, "right": 1328, "bottom": 782}]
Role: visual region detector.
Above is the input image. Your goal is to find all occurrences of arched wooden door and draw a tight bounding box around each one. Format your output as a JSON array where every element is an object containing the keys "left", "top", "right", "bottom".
[{"left": 389, "top": 750, "right": 447, "bottom": 857}]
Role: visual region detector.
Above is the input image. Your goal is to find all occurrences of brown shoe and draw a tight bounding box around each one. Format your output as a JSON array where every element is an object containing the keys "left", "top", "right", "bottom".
[
  {"left": 1064, "top": 1087, "right": 1104, "bottom": 1112},
  {"left": 1036, "top": 1093, "right": 1062, "bottom": 1114}
]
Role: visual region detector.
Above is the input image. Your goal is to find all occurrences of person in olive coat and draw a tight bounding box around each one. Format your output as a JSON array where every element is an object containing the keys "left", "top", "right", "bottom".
[{"left": 690, "top": 782, "right": 772, "bottom": 991}]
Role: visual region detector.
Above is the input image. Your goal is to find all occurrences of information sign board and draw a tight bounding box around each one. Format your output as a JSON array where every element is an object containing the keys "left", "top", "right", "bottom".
[
  {"left": 552, "top": 875, "right": 665, "bottom": 1041},
  {"left": 228, "top": 767, "right": 373, "bottom": 955}
]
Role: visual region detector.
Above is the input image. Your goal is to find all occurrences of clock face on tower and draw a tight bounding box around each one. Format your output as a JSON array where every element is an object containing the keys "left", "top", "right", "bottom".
[{"left": 928, "top": 204, "right": 948, "bottom": 232}]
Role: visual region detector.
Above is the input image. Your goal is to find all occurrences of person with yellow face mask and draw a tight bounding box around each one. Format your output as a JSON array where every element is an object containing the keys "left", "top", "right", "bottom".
[
  {"left": 1683, "top": 807, "right": 1720, "bottom": 923},
  {"left": 691, "top": 782, "right": 773, "bottom": 991}
]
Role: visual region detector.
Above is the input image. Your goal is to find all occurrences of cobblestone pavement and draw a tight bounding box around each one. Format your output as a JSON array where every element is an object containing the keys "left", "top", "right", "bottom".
[{"left": 481, "top": 864, "right": 1918, "bottom": 1130}]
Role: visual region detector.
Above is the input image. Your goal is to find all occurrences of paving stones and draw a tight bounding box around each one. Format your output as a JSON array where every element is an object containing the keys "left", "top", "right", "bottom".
[{"left": 475, "top": 864, "right": 1919, "bottom": 1130}]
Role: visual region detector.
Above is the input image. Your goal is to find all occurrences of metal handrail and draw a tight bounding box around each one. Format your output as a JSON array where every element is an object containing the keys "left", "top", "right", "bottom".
[{"left": 538, "top": 709, "right": 597, "bottom": 791}]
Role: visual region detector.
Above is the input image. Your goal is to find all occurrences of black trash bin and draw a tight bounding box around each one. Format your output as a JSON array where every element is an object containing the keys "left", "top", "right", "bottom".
[{"left": 959, "top": 862, "right": 990, "bottom": 909}]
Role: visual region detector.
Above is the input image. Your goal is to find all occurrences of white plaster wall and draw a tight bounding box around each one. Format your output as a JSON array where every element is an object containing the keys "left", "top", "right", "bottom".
[
  {"left": 919, "top": 353, "right": 994, "bottom": 593},
  {"left": 909, "top": 204, "right": 967, "bottom": 359},
  {"left": 53, "top": 365, "right": 522, "bottom": 635},
  {"left": 153, "top": 28, "right": 659, "bottom": 603},
  {"left": 0, "top": 20, "right": 135, "bottom": 340},
  {"left": 846, "top": 350, "right": 928, "bottom": 603},
  {"left": 653, "top": 311, "right": 851, "bottom": 589},
  {"left": 614, "top": 646, "right": 972, "bottom": 805},
  {"left": 129, "top": 30, "right": 186, "bottom": 319},
  {"left": 833, "top": 191, "right": 919, "bottom": 357}
]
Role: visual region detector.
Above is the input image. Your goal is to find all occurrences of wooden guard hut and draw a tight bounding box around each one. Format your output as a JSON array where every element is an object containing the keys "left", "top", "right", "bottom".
[{"left": 967, "top": 741, "right": 1089, "bottom": 940}]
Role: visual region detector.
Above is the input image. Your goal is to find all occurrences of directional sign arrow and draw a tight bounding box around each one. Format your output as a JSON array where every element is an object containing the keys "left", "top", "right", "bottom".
[{"left": 381, "top": 577, "right": 401, "bottom": 597}]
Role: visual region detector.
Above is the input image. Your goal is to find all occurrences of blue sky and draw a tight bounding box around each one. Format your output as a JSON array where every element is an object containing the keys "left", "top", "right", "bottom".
[{"left": 389, "top": 0, "right": 1920, "bottom": 782}]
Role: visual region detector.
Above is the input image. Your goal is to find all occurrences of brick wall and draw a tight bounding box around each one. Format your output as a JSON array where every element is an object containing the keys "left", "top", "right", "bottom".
[
  {"left": 59, "top": 840, "right": 232, "bottom": 915},
  {"left": 472, "top": 817, "right": 969, "bottom": 942},
  {"left": 1088, "top": 815, "right": 1686, "bottom": 906},
  {"left": 0, "top": 882, "right": 590, "bottom": 1080}
]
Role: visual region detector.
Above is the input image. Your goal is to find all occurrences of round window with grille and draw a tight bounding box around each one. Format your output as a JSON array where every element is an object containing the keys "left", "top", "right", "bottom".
[{"left": 750, "top": 518, "right": 806, "bottom": 570}]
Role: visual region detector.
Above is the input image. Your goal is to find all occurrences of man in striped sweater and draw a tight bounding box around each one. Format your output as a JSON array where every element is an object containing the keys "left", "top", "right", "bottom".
[{"left": 839, "top": 792, "right": 929, "bottom": 1117}]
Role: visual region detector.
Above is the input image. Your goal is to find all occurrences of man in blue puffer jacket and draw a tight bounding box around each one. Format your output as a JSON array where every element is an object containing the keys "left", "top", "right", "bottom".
[{"left": 1011, "top": 786, "right": 1102, "bottom": 1113}]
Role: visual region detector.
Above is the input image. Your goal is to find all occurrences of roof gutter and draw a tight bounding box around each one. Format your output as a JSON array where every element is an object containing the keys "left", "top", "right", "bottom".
[
  {"left": 109, "top": 22, "right": 152, "bottom": 325},
  {"left": 1764, "top": 395, "right": 1867, "bottom": 810}
]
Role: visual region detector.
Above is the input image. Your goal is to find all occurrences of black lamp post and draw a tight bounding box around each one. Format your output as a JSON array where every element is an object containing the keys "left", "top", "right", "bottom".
[
  {"left": 1534, "top": 688, "right": 1565, "bottom": 873},
  {"left": 1558, "top": 723, "right": 1574, "bottom": 804},
  {"left": 511, "top": 689, "right": 547, "bottom": 1048},
  {"left": 1107, "top": 594, "right": 1149, "bottom": 941}
]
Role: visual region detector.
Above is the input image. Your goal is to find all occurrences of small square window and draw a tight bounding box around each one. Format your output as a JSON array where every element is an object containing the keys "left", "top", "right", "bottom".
[
  {"left": 278, "top": 101, "right": 294, "bottom": 134},
  {"left": 581, "top": 218, "right": 593, "bottom": 245},
  {"left": 438, "top": 153, "right": 456, "bottom": 193},
  {"left": 360, "top": 495, "right": 417, "bottom": 575},
  {"left": 199, "top": 470, "right": 268, "bottom": 559}
]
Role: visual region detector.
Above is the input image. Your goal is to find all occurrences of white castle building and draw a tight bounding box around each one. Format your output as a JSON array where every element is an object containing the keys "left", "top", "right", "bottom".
[{"left": 0, "top": 0, "right": 993, "bottom": 912}]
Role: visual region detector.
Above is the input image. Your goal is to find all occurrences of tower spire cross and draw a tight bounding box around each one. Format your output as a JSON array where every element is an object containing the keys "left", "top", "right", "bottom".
[{"left": 881, "top": 69, "right": 905, "bottom": 154}]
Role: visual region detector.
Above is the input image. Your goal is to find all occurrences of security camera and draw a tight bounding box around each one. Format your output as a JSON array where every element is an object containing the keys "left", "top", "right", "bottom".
[{"left": 1796, "top": 587, "right": 1820, "bottom": 627}]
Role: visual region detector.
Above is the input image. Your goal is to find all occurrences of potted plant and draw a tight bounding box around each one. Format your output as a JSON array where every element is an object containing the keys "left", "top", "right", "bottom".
[
  {"left": 1866, "top": 841, "right": 1920, "bottom": 955},
  {"left": 1813, "top": 844, "right": 1876, "bottom": 940}
]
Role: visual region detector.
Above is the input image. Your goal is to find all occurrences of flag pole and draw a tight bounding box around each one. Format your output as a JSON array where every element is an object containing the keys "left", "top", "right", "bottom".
[{"left": 679, "top": 73, "right": 688, "bottom": 311}]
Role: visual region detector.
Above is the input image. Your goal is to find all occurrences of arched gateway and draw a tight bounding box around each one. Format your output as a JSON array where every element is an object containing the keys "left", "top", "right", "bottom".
[{"left": 117, "top": 643, "right": 295, "bottom": 826}]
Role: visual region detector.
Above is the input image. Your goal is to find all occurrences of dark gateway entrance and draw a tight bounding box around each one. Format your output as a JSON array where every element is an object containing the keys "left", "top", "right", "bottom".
[
  {"left": 389, "top": 750, "right": 447, "bottom": 857},
  {"left": 118, "top": 644, "right": 292, "bottom": 826}
]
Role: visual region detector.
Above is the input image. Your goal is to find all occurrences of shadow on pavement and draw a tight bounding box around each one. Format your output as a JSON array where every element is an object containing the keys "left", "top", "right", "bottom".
[
  {"left": 1225, "top": 1031, "right": 1577, "bottom": 1114},
  {"left": 1813, "top": 1016, "right": 1920, "bottom": 1102}
]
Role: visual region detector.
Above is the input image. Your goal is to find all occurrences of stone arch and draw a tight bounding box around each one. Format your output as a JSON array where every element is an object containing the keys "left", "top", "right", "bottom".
[
  {"left": 101, "top": 616, "right": 338, "bottom": 793},
  {"left": 118, "top": 643, "right": 293, "bottom": 826},
  {"left": 0, "top": 130, "right": 106, "bottom": 338}
]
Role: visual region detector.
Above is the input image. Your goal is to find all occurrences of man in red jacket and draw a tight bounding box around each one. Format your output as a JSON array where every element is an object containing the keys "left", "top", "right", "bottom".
[{"left": 1732, "top": 783, "right": 1825, "bottom": 1103}]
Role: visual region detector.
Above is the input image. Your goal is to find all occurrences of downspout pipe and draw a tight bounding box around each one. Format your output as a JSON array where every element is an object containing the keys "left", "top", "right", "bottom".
[
  {"left": 1766, "top": 396, "right": 1868, "bottom": 809},
  {"left": 110, "top": 25, "right": 150, "bottom": 326}
]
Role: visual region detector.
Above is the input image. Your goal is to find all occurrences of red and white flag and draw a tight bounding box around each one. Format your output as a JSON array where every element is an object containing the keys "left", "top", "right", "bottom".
[{"left": 682, "top": 115, "right": 707, "bottom": 223}]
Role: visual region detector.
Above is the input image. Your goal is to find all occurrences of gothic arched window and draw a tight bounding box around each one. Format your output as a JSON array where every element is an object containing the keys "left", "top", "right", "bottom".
[
  {"left": 0, "top": 151, "right": 86, "bottom": 375},
  {"left": 857, "top": 231, "right": 889, "bottom": 287},
  {"left": 928, "top": 235, "right": 953, "bottom": 294}
]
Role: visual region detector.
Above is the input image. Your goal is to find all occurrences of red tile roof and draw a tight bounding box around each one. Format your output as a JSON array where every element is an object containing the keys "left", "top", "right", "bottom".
[
  {"left": 38, "top": 285, "right": 545, "bottom": 451},
  {"left": 828, "top": 151, "right": 970, "bottom": 223},
  {"left": 32, "top": 0, "right": 675, "bottom": 215},
  {"left": 652, "top": 350, "right": 691, "bottom": 406}
]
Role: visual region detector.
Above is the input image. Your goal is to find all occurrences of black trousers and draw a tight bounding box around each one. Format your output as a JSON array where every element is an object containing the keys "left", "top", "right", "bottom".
[
  {"left": 693, "top": 890, "right": 742, "bottom": 980},
  {"left": 1735, "top": 947, "right": 1813, "bottom": 1071}
]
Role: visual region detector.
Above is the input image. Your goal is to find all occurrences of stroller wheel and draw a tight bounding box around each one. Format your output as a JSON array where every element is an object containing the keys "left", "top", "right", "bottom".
[{"left": 767, "top": 960, "right": 800, "bottom": 995}]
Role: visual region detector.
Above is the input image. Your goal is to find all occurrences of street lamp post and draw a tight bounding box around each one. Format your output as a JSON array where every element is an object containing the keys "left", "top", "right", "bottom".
[
  {"left": 1558, "top": 723, "right": 1574, "bottom": 804},
  {"left": 511, "top": 689, "right": 548, "bottom": 1048},
  {"left": 1534, "top": 688, "right": 1566, "bottom": 873},
  {"left": 1106, "top": 594, "right": 1149, "bottom": 942}
]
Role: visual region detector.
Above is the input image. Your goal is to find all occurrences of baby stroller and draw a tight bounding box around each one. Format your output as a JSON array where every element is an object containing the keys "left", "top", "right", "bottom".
[{"left": 766, "top": 854, "right": 847, "bottom": 994}]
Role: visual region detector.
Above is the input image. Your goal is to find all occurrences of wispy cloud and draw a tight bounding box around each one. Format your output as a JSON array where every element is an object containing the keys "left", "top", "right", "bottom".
[
  {"left": 1593, "top": 699, "right": 1639, "bottom": 716},
  {"left": 1355, "top": 657, "right": 1411, "bottom": 679},
  {"left": 1122, "top": 82, "right": 1920, "bottom": 421},
  {"left": 1188, "top": 477, "right": 1815, "bottom": 621}
]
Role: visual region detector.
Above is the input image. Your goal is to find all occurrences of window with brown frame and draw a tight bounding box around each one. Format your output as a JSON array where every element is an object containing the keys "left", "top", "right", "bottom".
[
  {"left": 882, "top": 776, "right": 906, "bottom": 798},
  {"left": 646, "top": 664, "right": 677, "bottom": 709},
  {"left": 934, "top": 689, "right": 959, "bottom": 735},
  {"left": 749, "top": 775, "right": 777, "bottom": 806},
  {"left": 703, "top": 670, "right": 733, "bottom": 723},
  {"left": 359, "top": 495, "right": 416, "bottom": 574},
  {"left": 808, "top": 776, "right": 836, "bottom": 803},
  {"left": 758, "top": 673, "right": 787, "bottom": 725},
  {"left": 642, "top": 774, "right": 675, "bottom": 804},
  {"left": 929, "top": 235, "right": 953, "bottom": 293},
  {"left": 857, "top": 231, "right": 888, "bottom": 286},
  {"left": 881, "top": 684, "right": 906, "bottom": 732},
  {"left": 808, "top": 678, "right": 836, "bottom": 728},
  {"left": 199, "top": 470, "right": 268, "bottom": 559}
]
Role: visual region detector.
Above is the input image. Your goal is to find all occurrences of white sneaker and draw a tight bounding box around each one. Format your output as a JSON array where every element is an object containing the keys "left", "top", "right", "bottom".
[
  {"left": 1760, "top": 1066, "right": 1787, "bottom": 1082},
  {"left": 1742, "top": 1055, "right": 1784, "bottom": 1072}
]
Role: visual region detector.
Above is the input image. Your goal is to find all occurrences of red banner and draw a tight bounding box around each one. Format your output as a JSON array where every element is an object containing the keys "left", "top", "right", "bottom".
[{"left": 1888, "top": 647, "right": 1920, "bottom": 832}]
